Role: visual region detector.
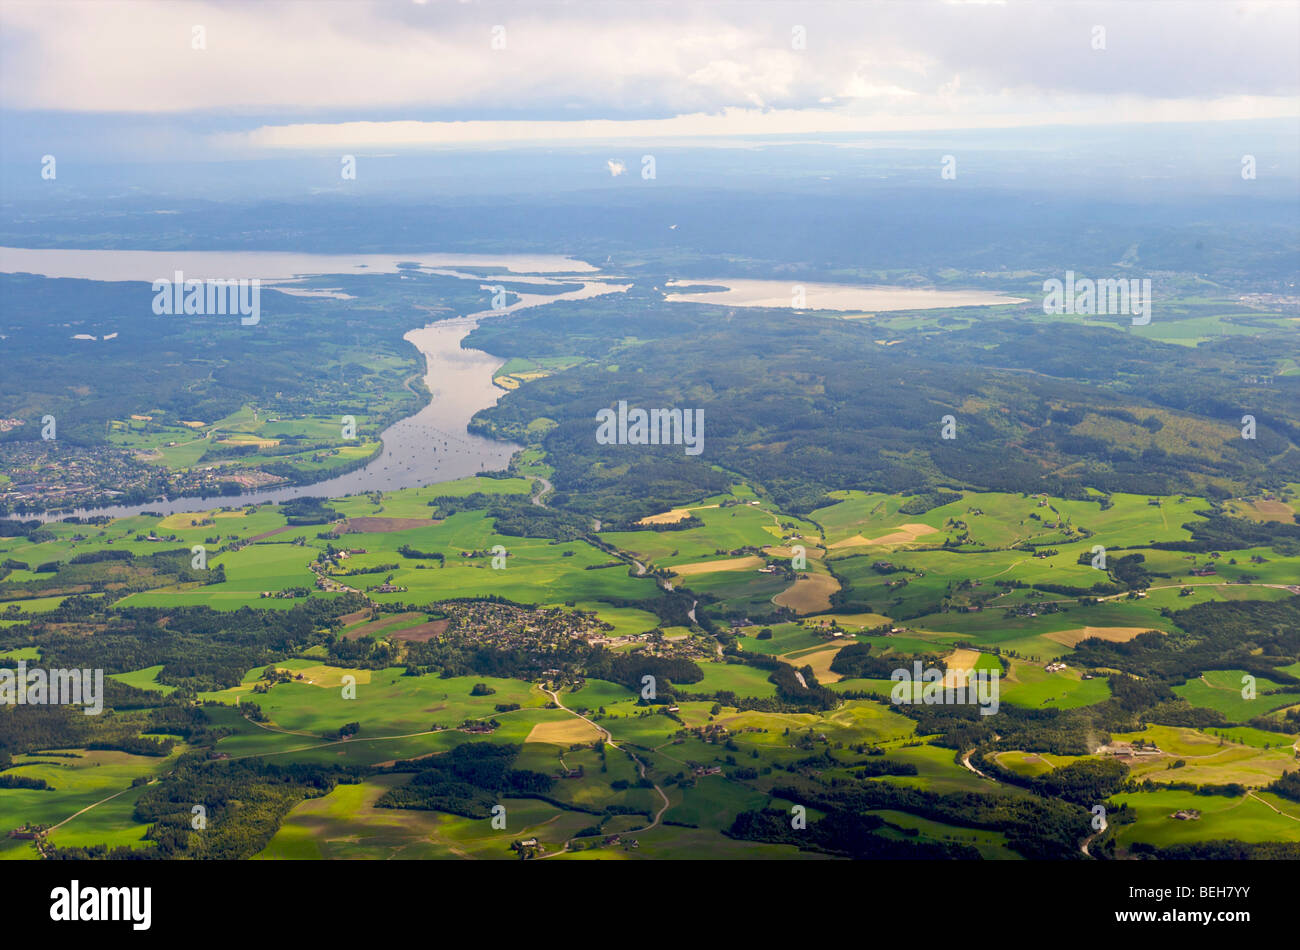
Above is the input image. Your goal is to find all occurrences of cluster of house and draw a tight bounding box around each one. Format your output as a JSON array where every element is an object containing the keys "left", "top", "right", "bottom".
[
  {"left": 8, "top": 824, "right": 52, "bottom": 858},
  {"left": 676, "top": 723, "right": 732, "bottom": 746},
  {"left": 1104, "top": 741, "right": 1163, "bottom": 759},
  {"left": 1044, "top": 661, "right": 1068, "bottom": 673},
  {"left": 437, "top": 601, "right": 614, "bottom": 655},
  {"left": 511, "top": 838, "right": 545, "bottom": 858}
]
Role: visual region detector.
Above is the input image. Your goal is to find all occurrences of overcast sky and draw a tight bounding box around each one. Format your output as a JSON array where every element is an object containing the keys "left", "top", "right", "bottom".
[{"left": 1, "top": 0, "right": 1297, "bottom": 155}]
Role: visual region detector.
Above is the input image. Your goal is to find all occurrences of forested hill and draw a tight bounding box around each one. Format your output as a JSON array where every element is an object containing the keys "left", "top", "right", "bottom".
[{"left": 470, "top": 298, "right": 1298, "bottom": 521}]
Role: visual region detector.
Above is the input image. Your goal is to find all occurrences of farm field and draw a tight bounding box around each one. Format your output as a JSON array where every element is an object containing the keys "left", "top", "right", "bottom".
[
  {"left": 2, "top": 475, "right": 1298, "bottom": 864},
  {"left": 1172, "top": 670, "right": 1300, "bottom": 723},
  {"left": 1110, "top": 789, "right": 1300, "bottom": 850},
  {"left": 258, "top": 777, "right": 595, "bottom": 860}
]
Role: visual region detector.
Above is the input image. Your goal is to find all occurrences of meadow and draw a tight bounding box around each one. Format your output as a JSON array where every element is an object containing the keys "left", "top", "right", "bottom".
[{"left": 2, "top": 474, "right": 1297, "bottom": 862}]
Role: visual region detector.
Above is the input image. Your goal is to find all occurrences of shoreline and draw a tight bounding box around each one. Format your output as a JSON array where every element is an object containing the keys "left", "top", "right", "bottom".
[{"left": 10, "top": 275, "right": 628, "bottom": 524}]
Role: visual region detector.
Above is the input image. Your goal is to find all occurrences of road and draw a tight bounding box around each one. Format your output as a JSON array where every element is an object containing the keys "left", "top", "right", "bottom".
[
  {"left": 961, "top": 748, "right": 1102, "bottom": 858},
  {"left": 1248, "top": 789, "right": 1300, "bottom": 823},
  {"left": 47, "top": 783, "right": 149, "bottom": 832},
  {"left": 1098, "top": 581, "right": 1300, "bottom": 599},
  {"left": 531, "top": 476, "right": 553, "bottom": 507},
  {"left": 960, "top": 749, "right": 994, "bottom": 781},
  {"left": 538, "top": 685, "right": 671, "bottom": 857},
  {"left": 983, "top": 580, "right": 1299, "bottom": 611},
  {"left": 1081, "top": 826, "right": 1104, "bottom": 857}
]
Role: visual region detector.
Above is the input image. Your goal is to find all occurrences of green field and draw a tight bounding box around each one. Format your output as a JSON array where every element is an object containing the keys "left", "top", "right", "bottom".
[{"left": 3, "top": 472, "right": 1298, "bottom": 863}]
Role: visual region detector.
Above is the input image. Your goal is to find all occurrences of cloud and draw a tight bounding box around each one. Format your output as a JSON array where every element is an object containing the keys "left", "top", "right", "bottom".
[
  {"left": 0, "top": 0, "right": 1295, "bottom": 146},
  {"left": 210, "top": 96, "right": 1300, "bottom": 152}
]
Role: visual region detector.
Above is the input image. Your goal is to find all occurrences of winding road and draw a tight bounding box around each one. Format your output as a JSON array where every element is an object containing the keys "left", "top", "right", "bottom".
[
  {"left": 531, "top": 477, "right": 553, "bottom": 508},
  {"left": 537, "top": 685, "right": 671, "bottom": 857},
  {"left": 962, "top": 748, "right": 1104, "bottom": 858}
]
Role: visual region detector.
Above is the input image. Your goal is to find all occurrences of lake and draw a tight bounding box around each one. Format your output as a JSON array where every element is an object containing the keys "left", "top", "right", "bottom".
[
  {"left": 663, "top": 278, "right": 1026, "bottom": 311},
  {"left": 0, "top": 248, "right": 625, "bottom": 521}
]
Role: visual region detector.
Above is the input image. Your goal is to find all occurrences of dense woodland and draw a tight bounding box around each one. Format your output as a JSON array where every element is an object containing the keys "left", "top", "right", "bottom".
[{"left": 469, "top": 295, "right": 1298, "bottom": 520}]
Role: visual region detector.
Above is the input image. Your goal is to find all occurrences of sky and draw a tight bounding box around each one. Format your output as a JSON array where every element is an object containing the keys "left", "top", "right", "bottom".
[{"left": 0, "top": 0, "right": 1297, "bottom": 161}]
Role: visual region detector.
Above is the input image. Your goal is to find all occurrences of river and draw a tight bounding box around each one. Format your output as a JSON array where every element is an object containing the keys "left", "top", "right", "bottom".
[
  {"left": 0, "top": 248, "right": 626, "bottom": 521},
  {"left": 4, "top": 249, "right": 1020, "bottom": 521}
]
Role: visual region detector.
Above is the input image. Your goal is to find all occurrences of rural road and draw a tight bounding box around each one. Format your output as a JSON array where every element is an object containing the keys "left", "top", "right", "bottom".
[
  {"left": 48, "top": 782, "right": 151, "bottom": 832},
  {"left": 539, "top": 685, "right": 671, "bottom": 856},
  {"left": 984, "top": 580, "right": 1299, "bottom": 611},
  {"left": 1081, "top": 826, "right": 1104, "bottom": 857},
  {"left": 1247, "top": 790, "right": 1300, "bottom": 823},
  {"left": 961, "top": 748, "right": 1102, "bottom": 862},
  {"left": 43, "top": 707, "right": 527, "bottom": 841},
  {"left": 960, "top": 749, "right": 995, "bottom": 781},
  {"left": 1099, "top": 581, "right": 1300, "bottom": 599},
  {"left": 531, "top": 477, "right": 553, "bottom": 508}
]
